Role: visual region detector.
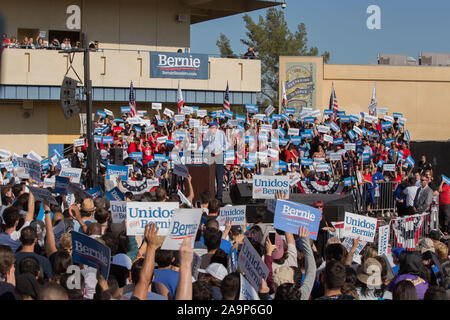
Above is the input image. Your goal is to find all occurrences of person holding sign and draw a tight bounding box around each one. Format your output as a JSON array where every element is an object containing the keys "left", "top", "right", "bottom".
[{"left": 313, "top": 200, "right": 336, "bottom": 260}]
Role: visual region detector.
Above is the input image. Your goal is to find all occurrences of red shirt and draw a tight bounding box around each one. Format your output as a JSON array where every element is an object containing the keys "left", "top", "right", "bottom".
[
  {"left": 439, "top": 183, "right": 450, "bottom": 205},
  {"left": 142, "top": 147, "right": 153, "bottom": 164},
  {"left": 399, "top": 148, "right": 411, "bottom": 159},
  {"left": 128, "top": 142, "right": 140, "bottom": 154}
]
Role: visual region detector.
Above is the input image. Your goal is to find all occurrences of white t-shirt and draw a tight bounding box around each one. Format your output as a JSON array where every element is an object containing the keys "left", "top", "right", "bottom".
[{"left": 403, "top": 186, "right": 418, "bottom": 207}]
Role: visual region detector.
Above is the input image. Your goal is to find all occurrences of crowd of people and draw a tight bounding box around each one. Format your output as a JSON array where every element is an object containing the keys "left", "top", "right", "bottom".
[
  {"left": 1, "top": 33, "right": 99, "bottom": 51},
  {"left": 0, "top": 103, "right": 449, "bottom": 301}
]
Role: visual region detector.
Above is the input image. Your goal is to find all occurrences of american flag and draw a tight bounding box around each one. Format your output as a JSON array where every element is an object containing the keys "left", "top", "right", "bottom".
[
  {"left": 368, "top": 83, "right": 377, "bottom": 116},
  {"left": 129, "top": 81, "right": 136, "bottom": 117},
  {"left": 329, "top": 82, "right": 338, "bottom": 112},
  {"left": 281, "top": 81, "right": 287, "bottom": 113},
  {"left": 223, "top": 81, "right": 230, "bottom": 111},
  {"left": 177, "top": 80, "right": 184, "bottom": 113}
]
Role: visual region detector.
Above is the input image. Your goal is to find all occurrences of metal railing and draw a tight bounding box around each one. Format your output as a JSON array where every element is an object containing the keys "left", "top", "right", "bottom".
[{"left": 360, "top": 181, "right": 398, "bottom": 214}]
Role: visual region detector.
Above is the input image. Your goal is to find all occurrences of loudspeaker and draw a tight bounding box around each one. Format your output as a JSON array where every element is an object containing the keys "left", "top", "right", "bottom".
[
  {"left": 110, "top": 147, "right": 123, "bottom": 165},
  {"left": 60, "top": 76, "right": 80, "bottom": 119},
  {"left": 230, "top": 183, "right": 253, "bottom": 204}
]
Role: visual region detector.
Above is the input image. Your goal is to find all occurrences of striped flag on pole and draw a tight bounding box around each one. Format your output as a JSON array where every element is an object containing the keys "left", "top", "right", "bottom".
[
  {"left": 329, "top": 82, "right": 338, "bottom": 112},
  {"left": 223, "top": 81, "right": 230, "bottom": 111},
  {"left": 129, "top": 81, "right": 137, "bottom": 117},
  {"left": 177, "top": 80, "right": 184, "bottom": 113},
  {"left": 368, "top": 83, "right": 377, "bottom": 116},
  {"left": 281, "top": 81, "right": 287, "bottom": 114}
]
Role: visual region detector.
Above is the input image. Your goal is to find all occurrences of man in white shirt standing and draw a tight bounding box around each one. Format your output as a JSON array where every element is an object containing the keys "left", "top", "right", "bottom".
[{"left": 203, "top": 122, "right": 228, "bottom": 202}]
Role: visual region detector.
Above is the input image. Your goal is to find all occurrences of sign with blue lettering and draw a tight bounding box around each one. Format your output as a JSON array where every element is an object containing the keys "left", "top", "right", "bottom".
[
  {"left": 217, "top": 205, "right": 246, "bottom": 226},
  {"left": 105, "top": 187, "right": 125, "bottom": 201},
  {"left": 55, "top": 176, "right": 70, "bottom": 195},
  {"left": 110, "top": 201, "right": 127, "bottom": 223},
  {"left": 121, "top": 106, "right": 131, "bottom": 114},
  {"left": 71, "top": 231, "right": 111, "bottom": 279},
  {"left": 86, "top": 186, "right": 103, "bottom": 200},
  {"left": 301, "top": 158, "right": 313, "bottom": 166},
  {"left": 106, "top": 164, "right": 128, "bottom": 181},
  {"left": 272, "top": 114, "right": 282, "bottom": 121},
  {"left": 173, "top": 164, "right": 189, "bottom": 178},
  {"left": 333, "top": 137, "right": 344, "bottom": 145},
  {"left": 252, "top": 175, "right": 289, "bottom": 199},
  {"left": 342, "top": 212, "right": 378, "bottom": 242},
  {"left": 236, "top": 114, "right": 246, "bottom": 123},
  {"left": 59, "top": 167, "right": 82, "bottom": 184},
  {"left": 126, "top": 201, "right": 179, "bottom": 236},
  {"left": 130, "top": 152, "right": 143, "bottom": 160},
  {"left": 16, "top": 157, "right": 41, "bottom": 181},
  {"left": 274, "top": 200, "right": 321, "bottom": 240},
  {"left": 377, "top": 225, "right": 390, "bottom": 256},
  {"left": 150, "top": 51, "right": 209, "bottom": 79},
  {"left": 102, "top": 136, "right": 113, "bottom": 144},
  {"left": 238, "top": 236, "right": 269, "bottom": 291},
  {"left": 160, "top": 208, "right": 203, "bottom": 250}
]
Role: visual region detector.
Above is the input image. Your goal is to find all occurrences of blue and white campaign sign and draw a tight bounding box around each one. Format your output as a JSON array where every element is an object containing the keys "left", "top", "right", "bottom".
[
  {"left": 150, "top": 51, "right": 208, "bottom": 79},
  {"left": 121, "top": 106, "right": 131, "bottom": 114},
  {"left": 71, "top": 231, "right": 111, "bottom": 280},
  {"left": 28, "top": 186, "right": 58, "bottom": 205},
  {"left": 73, "top": 138, "right": 85, "bottom": 147},
  {"left": 102, "top": 136, "right": 113, "bottom": 144},
  {"left": 173, "top": 163, "right": 189, "bottom": 178},
  {"left": 126, "top": 201, "right": 179, "bottom": 236},
  {"left": 239, "top": 274, "right": 260, "bottom": 301},
  {"left": 442, "top": 174, "right": 450, "bottom": 186},
  {"left": 383, "top": 164, "right": 396, "bottom": 172},
  {"left": 378, "top": 225, "right": 390, "bottom": 256},
  {"left": 55, "top": 176, "right": 70, "bottom": 195},
  {"left": 86, "top": 186, "right": 103, "bottom": 200},
  {"left": 405, "top": 155, "right": 415, "bottom": 168},
  {"left": 59, "top": 167, "right": 82, "bottom": 184},
  {"left": 0, "top": 149, "right": 11, "bottom": 158},
  {"left": 274, "top": 199, "right": 322, "bottom": 240},
  {"left": 342, "top": 212, "right": 378, "bottom": 243},
  {"left": 301, "top": 158, "right": 313, "bottom": 166},
  {"left": 16, "top": 157, "right": 41, "bottom": 180},
  {"left": 238, "top": 236, "right": 269, "bottom": 291},
  {"left": 342, "top": 237, "right": 367, "bottom": 264},
  {"left": 110, "top": 201, "right": 127, "bottom": 224},
  {"left": 106, "top": 164, "right": 128, "bottom": 181},
  {"left": 217, "top": 205, "right": 246, "bottom": 226},
  {"left": 252, "top": 175, "right": 289, "bottom": 199},
  {"left": 160, "top": 208, "right": 203, "bottom": 250},
  {"left": 105, "top": 187, "right": 125, "bottom": 201}
]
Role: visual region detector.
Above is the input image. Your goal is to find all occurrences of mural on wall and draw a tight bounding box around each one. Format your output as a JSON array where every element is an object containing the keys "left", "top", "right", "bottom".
[{"left": 285, "top": 62, "right": 316, "bottom": 115}]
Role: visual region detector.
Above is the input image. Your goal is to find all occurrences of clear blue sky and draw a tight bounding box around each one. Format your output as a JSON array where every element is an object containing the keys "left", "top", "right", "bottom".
[{"left": 191, "top": 0, "right": 450, "bottom": 65}]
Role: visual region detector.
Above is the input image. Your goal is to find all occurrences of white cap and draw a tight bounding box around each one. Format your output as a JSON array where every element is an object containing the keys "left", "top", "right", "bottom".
[{"left": 202, "top": 263, "right": 228, "bottom": 281}]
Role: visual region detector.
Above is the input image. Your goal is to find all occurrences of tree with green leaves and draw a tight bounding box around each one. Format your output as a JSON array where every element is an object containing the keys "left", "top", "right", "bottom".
[
  {"left": 217, "top": 8, "right": 330, "bottom": 108},
  {"left": 216, "top": 33, "right": 237, "bottom": 58}
]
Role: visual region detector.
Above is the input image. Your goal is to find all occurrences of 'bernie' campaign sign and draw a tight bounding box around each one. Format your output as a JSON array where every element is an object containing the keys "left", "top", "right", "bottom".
[
  {"left": 252, "top": 175, "right": 289, "bottom": 199},
  {"left": 274, "top": 200, "right": 322, "bottom": 240},
  {"left": 217, "top": 205, "right": 246, "bottom": 226},
  {"left": 342, "top": 212, "right": 378, "bottom": 243}
]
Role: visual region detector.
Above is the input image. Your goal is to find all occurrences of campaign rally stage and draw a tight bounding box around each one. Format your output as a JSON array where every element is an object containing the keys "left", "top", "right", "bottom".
[
  {"left": 126, "top": 201, "right": 179, "bottom": 236},
  {"left": 342, "top": 212, "right": 378, "bottom": 242},
  {"left": 273, "top": 199, "right": 321, "bottom": 240}
]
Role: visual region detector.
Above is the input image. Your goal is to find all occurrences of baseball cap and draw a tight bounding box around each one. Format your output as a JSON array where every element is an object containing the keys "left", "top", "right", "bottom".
[
  {"left": 201, "top": 263, "right": 228, "bottom": 281},
  {"left": 273, "top": 266, "right": 294, "bottom": 289},
  {"left": 112, "top": 253, "right": 133, "bottom": 270},
  {"left": 272, "top": 233, "right": 285, "bottom": 260}
]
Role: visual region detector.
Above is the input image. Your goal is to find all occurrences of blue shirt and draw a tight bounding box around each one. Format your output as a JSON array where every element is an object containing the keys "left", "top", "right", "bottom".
[
  {"left": 0, "top": 234, "right": 21, "bottom": 252},
  {"left": 153, "top": 268, "right": 179, "bottom": 300},
  {"left": 200, "top": 235, "right": 232, "bottom": 254}
]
